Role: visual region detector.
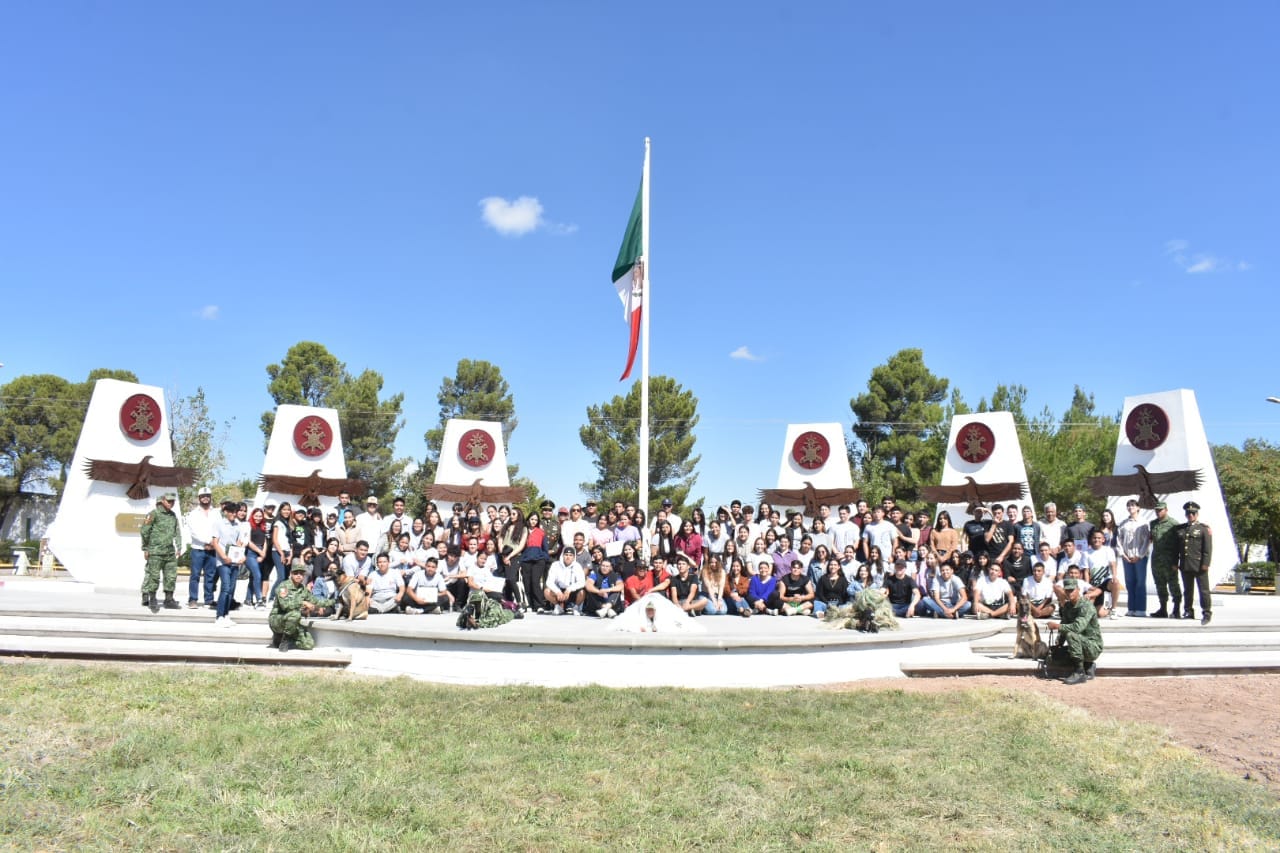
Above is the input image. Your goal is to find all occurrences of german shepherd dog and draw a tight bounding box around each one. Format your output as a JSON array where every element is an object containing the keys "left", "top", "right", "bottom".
[
  {"left": 1014, "top": 594, "right": 1048, "bottom": 659},
  {"left": 333, "top": 569, "right": 369, "bottom": 621}
]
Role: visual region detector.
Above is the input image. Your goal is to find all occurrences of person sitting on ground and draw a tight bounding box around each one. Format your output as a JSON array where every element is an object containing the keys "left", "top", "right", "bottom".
[
  {"left": 1057, "top": 539, "right": 1083, "bottom": 581},
  {"left": 623, "top": 559, "right": 656, "bottom": 604},
  {"left": 584, "top": 557, "right": 625, "bottom": 618},
  {"left": 972, "top": 560, "right": 1013, "bottom": 619},
  {"left": 269, "top": 563, "right": 334, "bottom": 652},
  {"left": 404, "top": 555, "right": 452, "bottom": 614},
  {"left": 366, "top": 552, "right": 405, "bottom": 614},
  {"left": 882, "top": 559, "right": 921, "bottom": 618},
  {"left": 922, "top": 559, "right": 970, "bottom": 619},
  {"left": 1048, "top": 576, "right": 1103, "bottom": 684},
  {"left": 544, "top": 545, "right": 587, "bottom": 615},
  {"left": 1001, "top": 541, "right": 1034, "bottom": 597},
  {"left": 1020, "top": 561, "right": 1056, "bottom": 618},
  {"left": 777, "top": 559, "right": 815, "bottom": 617},
  {"left": 699, "top": 556, "right": 730, "bottom": 615},
  {"left": 725, "top": 556, "right": 753, "bottom": 617},
  {"left": 747, "top": 560, "right": 781, "bottom": 614},
  {"left": 1084, "top": 529, "right": 1120, "bottom": 618},
  {"left": 814, "top": 557, "right": 850, "bottom": 617},
  {"left": 668, "top": 554, "right": 708, "bottom": 617}
]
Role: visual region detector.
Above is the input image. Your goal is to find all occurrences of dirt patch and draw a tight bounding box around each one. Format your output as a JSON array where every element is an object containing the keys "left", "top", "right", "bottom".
[{"left": 822, "top": 673, "right": 1280, "bottom": 790}]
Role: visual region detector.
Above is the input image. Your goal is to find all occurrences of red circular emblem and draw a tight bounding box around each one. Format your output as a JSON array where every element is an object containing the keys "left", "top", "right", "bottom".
[
  {"left": 120, "top": 393, "right": 162, "bottom": 442},
  {"left": 1125, "top": 404, "right": 1169, "bottom": 451},
  {"left": 955, "top": 421, "right": 996, "bottom": 464},
  {"left": 459, "top": 429, "right": 495, "bottom": 469},
  {"left": 292, "top": 415, "right": 334, "bottom": 458},
  {"left": 791, "top": 431, "right": 830, "bottom": 470}
]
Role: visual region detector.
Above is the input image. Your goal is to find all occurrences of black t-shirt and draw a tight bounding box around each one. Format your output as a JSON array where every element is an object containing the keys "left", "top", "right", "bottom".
[
  {"left": 963, "top": 519, "right": 989, "bottom": 558},
  {"left": 816, "top": 573, "right": 848, "bottom": 604},
  {"left": 1003, "top": 554, "right": 1033, "bottom": 587},
  {"left": 780, "top": 573, "right": 811, "bottom": 599},
  {"left": 669, "top": 573, "right": 700, "bottom": 601},
  {"left": 988, "top": 520, "right": 1016, "bottom": 558},
  {"left": 884, "top": 573, "right": 917, "bottom": 606}
]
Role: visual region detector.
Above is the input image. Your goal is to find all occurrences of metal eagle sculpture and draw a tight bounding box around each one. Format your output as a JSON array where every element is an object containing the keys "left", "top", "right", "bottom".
[
  {"left": 84, "top": 455, "right": 197, "bottom": 501},
  {"left": 1086, "top": 464, "right": 1203, "bottom": 509}
]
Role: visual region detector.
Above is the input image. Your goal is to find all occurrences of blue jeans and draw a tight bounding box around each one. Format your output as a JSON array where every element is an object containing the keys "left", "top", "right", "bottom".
[
  {"left": 1123, "top": 556, "right": 1149, "bottom": 615},
  {"left": 271, "top": 549, "right": 292, "bottom": 584},
  {"left": 244, "top": 551, "right": 263, "bottom": 604},
  {"left": 920, "top": 598, "right": 972, "bottom": 618},
  {"left": 215, "top": 563, "right": 237, "bottom": 617},
  {"left": 891, "top": 601, "right": 920, "bottom": 618},
  {"left": 189, "top": 548, "right": 217, "bottom": 604},
  {"left": 703, "top": 597, "right": 728, "bottom": 615}
]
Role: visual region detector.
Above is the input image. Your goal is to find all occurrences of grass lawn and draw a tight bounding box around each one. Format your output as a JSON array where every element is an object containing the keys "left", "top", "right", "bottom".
[{"left": 1, "top": 661, "right": 1277, "bottom": 850}]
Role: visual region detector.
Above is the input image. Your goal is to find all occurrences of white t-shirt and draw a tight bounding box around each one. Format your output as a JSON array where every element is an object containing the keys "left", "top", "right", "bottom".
[
  {"left": 975, "top": 574, "right": 1012, "bottom": 606},
  {"left": 1021, "top": 575, "right": 1055, "bottom": 602},
  {"left": 366, "top": 569, "right": 404, "bottom": 605},
  {"left": 830, "top": 520, "right": 861, "bottom": 553},
  {"left": 1085, "top": 545, "right": 1117, "bottom": 584},
  {"left": 862, "top": 521, "right": 897, "bottom": 559}
]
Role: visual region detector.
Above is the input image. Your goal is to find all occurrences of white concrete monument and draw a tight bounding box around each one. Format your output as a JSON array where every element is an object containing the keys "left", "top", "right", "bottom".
[
  {"left": 47, "top": 379, "right": 186, "bottom": 590},
  {"left": 252, "top": 405, "right": 351, "bottom": 511},
  {"left": 774, "top": 423, "right": 853, "bottom": 492},
  {"left": 934, "top": 412, "right": 1034, "bottom": 526},
  {"left": 435, "top": 419, "right": 512, "bottom": 488},
  {"left": 1102, "top": 389, "right": 1237, "bottom": 588}
]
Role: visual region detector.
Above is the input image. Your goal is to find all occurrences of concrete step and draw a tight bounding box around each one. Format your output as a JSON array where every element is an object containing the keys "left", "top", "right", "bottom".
[
  {"left": 0, "top": 633, "right": 351, "bottom": 667},
  {"left": 969, "top": 630, "right": 1280, "bottom": 656},
  {"left": 902, "top": 650, "right": 1280, "bottom": 678},
  {"left": 0, "top": 615, "right": 271, "bottom": 646}
]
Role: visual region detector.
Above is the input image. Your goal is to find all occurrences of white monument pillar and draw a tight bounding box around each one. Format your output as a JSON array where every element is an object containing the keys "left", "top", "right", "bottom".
[
  {"left": 47, "top": 379, "right": 185, "bottom": 590},
  {"left": 435, "top": 419, "right": 511, "bottom": 487},
  {"left": 1104, "top": 389, "right": 1237, "bottom": 588},
  {"left": 252, "top": 405, "right": 350, "bottom": 511},
  {"left": 935, "top": 412, "right": 1034, "bottom": 526}
]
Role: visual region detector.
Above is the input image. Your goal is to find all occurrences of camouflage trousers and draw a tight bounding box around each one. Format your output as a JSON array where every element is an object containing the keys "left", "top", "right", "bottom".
[
  {"left": 143, "top": 553, "right": 177, "bottom": 596},
  {"left": 1061, "top": 631, "right": 1101, "bottom": 666},
  {"left": 468, "top": 590, "right": 514, "bottom": 629},
  {"left": 268, "top": 610, "right": 317, "bottom": 650},
  {"left": 1151, "top": 560, "right": 1182, "bottom": 603}
]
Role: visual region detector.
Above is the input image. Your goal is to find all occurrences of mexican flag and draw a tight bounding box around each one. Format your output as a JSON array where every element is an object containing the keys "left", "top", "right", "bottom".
[{"left": 613, "top": 183, "right": 643, "bottom": 381}]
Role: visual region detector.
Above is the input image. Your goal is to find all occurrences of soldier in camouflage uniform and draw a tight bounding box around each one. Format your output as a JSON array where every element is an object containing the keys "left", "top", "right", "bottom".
[
  {"left": 1176, "top": 501, "right": 1213, "bottom": 625},
  {"left": 268, "top": 564, "right": 334, "bottom": 652},
  {"left": 1147, "top": 500, "right": 1181, "bottom": 618},
  {"left": 139, "top": 493, "right": 182, "bottom": 613},
  {"left": 1049, "top": 577, "right": 1103, "bottom": 685}
]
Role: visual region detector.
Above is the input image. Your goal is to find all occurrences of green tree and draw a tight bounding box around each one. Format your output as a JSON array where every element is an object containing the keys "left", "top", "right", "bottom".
[
  {"left": 579, "top": 376, "right": 700, "bottom": 514},
  {"left": 1214, "top": 439, "right": 1280, "bottom": 561},
  {"left": 169, "top": 387, "right": 230, "bottom": 508},
  {"left": 1030, "top": 387, "right": 1117, "bottom": 515},
  {"left": 849, "top": 349, "right": 949, "bottom": 504},
  {"left": 261, "top": 342, "right": 407, "bottom": 502}
]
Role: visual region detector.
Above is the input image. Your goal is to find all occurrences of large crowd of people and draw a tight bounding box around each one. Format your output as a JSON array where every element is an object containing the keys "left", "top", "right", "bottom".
[{"left": 175, "top": 488, "right": 1200, "bottom": 635}]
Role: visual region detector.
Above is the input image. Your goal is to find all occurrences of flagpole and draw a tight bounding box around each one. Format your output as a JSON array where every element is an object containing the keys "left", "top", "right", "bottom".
[{"left": 639, "top": 137, "right": 652, "bottom": 519}]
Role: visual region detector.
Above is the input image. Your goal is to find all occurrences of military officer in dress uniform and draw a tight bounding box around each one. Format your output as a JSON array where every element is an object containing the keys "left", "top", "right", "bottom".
[
  {"left": 139, "top": 492, "right": 183, "bottom": 613},
  {"left": 538, "top": 499, "right": 562, "bottom": 557},
  {"left": 1147, "top": 501, "right": 1181, "bottom": 618},
  {"left": 1176, "top": 501, "right": 1213, "bottom": 625}
]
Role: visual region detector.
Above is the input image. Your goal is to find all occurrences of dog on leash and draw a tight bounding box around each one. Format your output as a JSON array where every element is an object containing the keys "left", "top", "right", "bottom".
[
  {"left": 333, "top": 570, "right": 369, "bottom": 621},
  {"left": 1014, "top": 594, "right": 1048, "bottom": 659}
]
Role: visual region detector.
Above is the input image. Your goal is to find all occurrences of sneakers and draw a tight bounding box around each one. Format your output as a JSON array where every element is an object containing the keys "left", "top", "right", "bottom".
[
  {"left": 215, "top": 616, "right": 235, "bottom": 627},
  {"left": 1201, "top": 611, "right": 1212, "bottom": 626},
  {"left": 765, "top": 608, "right": 778, "bottom": 616},
  {"left": 187, "top": 600, "right": 201, "bottom": 609},
  {"left": 404, "top": 606, "right": 424, "bottom": 615},
  {"left": 553, "top": 605, "right": 564, "bottom": 615},
  {"left": 975, "top": 612, "right": 990, "bottom": 621},
  {"left": 604, "top": 608, "right": 616, "bottom": 619}
]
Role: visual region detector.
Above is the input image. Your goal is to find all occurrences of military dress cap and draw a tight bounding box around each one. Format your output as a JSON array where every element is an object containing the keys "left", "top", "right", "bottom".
[
  {"left": 160, "top": 492, "right": 177, "bottom": 503},
  {"left": 1063, "top": 578, "right": 1079, "bottom": 590},
  {"left": 1154, "top": 500, "right": 1168, "bottom": 509},
  {"left": 1184, "top": 501, "right": 1201, "bottom": 512},
  {"left": 540, "top": 499, "right": 555, "bottom": 510}
]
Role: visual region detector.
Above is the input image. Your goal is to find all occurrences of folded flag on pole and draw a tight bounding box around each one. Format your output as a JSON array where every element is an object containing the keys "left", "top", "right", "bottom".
[{"left": 613, "top": 183, "right": 643, "bottom": 381}]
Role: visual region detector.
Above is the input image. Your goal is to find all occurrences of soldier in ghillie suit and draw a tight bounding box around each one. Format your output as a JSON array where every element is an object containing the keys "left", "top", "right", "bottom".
[
  {"left": 1048, "top": 577, "right": 1103, "bottom": 685},
  {"left": 1147, "top": 500, "right": 1181, "bottom": 618},
  {"left": 268, "top": 564, "right": 333, "bottom": 652},
  {"left": 139, "top": 492, "right": 182, "bottom": 613}
]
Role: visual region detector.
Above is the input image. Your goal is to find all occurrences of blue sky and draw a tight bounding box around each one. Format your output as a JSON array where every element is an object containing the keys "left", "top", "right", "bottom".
[{"left": 2, "top": 2, "right": 1276, "bottom": 508}]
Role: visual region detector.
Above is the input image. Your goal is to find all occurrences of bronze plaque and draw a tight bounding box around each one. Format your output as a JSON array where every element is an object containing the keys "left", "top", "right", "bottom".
[{"left": 115, "top": 513, "right": 148, "bottom": 535}]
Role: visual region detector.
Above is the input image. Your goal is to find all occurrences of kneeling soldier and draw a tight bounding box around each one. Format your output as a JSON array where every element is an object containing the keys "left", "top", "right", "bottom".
[
  {"left": 268, "top": 564, "right": 333, "bottom": 652},
  {"left": 1049, "top": 577, "right": 1103, "bottom": 685}
]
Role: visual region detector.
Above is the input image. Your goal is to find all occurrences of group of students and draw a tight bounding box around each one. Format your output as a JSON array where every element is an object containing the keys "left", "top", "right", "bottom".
[{"left": 204, "top": 491, "right": 1144, "bottom": 628}]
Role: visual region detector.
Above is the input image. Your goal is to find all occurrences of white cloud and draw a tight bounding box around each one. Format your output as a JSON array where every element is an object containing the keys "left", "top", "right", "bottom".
[
  {"left": 730, "top": 345, "right": 763, "bottom": 362},
  {"left": 1165, "top": 239, "right": 1249, "bottom": 275},
  {"left": 199, "top": 305, "right": 220, "bottom": 320},
  {"left": 479, "top": 195, "right": 576, "bottom": 237}
]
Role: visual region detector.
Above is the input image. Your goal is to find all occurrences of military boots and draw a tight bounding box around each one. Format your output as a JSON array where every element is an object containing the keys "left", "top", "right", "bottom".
[
  {"left": 1064, "top": 667, "right": 1089, "bottom": 686},
  {"left": 163, "top": 595, "right": 181, "bottom": 610}
]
